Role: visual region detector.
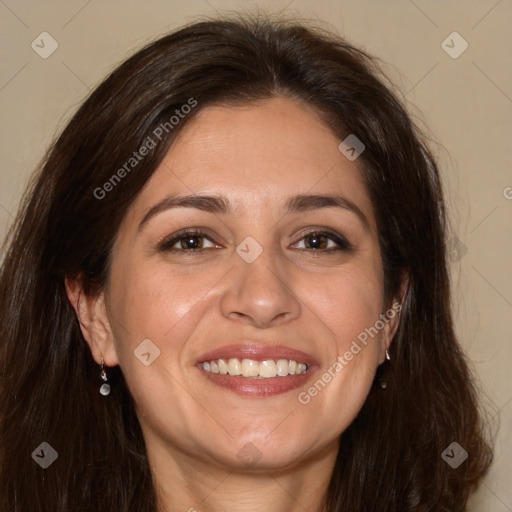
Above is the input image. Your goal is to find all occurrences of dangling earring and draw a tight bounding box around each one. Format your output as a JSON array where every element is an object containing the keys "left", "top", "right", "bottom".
[
  {"left": 379, "top": 349, "right": 391, "bottom": 389},
  {"left": 99, "top": 358, "right": 111, "bottom": 396}
]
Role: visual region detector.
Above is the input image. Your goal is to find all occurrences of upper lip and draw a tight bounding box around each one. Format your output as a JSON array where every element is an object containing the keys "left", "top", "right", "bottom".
[{"left": 195, "top": 342, "right": 318, "bottom": 366}]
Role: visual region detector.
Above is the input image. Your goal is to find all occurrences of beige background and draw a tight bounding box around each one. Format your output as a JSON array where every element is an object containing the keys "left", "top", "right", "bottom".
[{"left": 0, "top": 0, "right": 511, "bottom": 509}]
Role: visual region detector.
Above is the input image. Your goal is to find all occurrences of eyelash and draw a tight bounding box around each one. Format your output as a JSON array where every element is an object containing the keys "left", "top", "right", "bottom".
[{"left": 156, "top": 228, "right": 353, "bottom": 256}]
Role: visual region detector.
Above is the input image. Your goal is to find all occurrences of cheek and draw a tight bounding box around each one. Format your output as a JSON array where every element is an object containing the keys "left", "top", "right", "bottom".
[
  {"left": 105, "top": 261, "right": 223, "bottom": 440},
  {"left": 309, "top": 261, "right": 384, "bottom": 349},
  {"left": 107, "top": 258, "right": 226, "bottom": 365},
  {"left": 296, "top": 261, "right": 384, "bottom": 426}
]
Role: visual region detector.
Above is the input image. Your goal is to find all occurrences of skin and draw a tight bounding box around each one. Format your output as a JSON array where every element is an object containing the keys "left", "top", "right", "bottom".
[{"left": 66, "top": 96, "right": 405, "bottom": 512}]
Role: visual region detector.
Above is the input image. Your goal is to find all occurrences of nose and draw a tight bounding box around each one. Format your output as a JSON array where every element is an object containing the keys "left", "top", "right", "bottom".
[{"left": 219, "top": 247, "right": 301, "bottom": 329}]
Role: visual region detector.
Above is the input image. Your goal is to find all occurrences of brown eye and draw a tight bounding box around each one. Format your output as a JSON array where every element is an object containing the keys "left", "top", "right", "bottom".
[
  {"left": 293, "top": 230, "right": 352, "bottom": 252},
  {"left": 179, "top": 234, "right": 204, "bottom": 250},
  {"left": 158, "top": 230, "right": 219, "bottom": 253},
  {"left": 304, "top": 233, "right": 329, "bottom": 249}
]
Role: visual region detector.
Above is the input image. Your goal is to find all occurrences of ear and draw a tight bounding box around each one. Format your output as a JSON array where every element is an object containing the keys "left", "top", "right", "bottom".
[
  {"left": 380, "top": 271, "right": 410, "bottom": 363},
  {"left": 65, "top": 277, "right": 119, "bottom": 367}
]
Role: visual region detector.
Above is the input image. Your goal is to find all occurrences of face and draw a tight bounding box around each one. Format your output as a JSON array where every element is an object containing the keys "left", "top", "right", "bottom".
[{"left": 97, "top": 96, "right": 399, "bottom": 472}]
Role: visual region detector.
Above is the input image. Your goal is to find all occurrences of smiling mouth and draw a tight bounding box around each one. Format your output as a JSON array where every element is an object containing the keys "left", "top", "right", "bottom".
[
  {"left": 195, "top": 343, "right": 318, "bottom": 396},
  {"left": 200, "top": 358, "right": 310, "bottom": 378}
]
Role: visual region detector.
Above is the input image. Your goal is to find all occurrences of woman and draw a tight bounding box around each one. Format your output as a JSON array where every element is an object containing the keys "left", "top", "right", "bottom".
[{"left": 0, "top": 14, "right": 493, "bottom": 511}]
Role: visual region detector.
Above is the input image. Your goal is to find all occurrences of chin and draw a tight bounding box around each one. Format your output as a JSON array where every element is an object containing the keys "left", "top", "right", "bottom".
[
  {"left": 199, "top": 430, "right": 321, "bottom": 473},
  {"left": 213, "top": 448, "right": 309, "bottom": 473}
]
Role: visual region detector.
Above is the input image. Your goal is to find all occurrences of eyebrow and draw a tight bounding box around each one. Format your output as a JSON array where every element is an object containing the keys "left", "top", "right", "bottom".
[{"left": 138, "top": 193, "right": 370, "bottom": 231}]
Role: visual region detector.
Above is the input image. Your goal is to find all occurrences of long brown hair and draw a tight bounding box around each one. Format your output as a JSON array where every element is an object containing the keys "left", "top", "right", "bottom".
[{"left": 0, "top": 14, "right": 493, "bottom": 511}]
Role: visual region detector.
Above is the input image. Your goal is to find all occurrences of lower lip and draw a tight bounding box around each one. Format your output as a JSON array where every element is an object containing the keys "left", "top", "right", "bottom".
[{"left": 196, "top": 365, "right": 319, "bottom": 397}]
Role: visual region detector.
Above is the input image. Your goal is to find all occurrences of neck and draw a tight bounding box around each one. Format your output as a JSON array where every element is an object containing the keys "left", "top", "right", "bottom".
[{"left": 148, "top": 438, "right": 339, "bottom": 512}]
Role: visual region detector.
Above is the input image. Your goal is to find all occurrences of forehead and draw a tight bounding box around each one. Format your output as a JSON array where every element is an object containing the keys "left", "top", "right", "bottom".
[{"left": 126, "top": 96, "right": 376, "bottom": 228}]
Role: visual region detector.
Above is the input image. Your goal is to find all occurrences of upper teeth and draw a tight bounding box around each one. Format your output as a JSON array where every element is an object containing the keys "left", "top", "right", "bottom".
[{"left": 201, "top": 358, "right": 309, "bottom": 378}]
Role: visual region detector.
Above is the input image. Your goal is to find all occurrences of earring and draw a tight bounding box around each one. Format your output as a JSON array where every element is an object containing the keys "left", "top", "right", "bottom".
[
  {"left": 99, "top": 358, "right": 111, "bottom": 396},
  {"left": 378, "top": 349, "right": 391, "bottom": 389}
]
